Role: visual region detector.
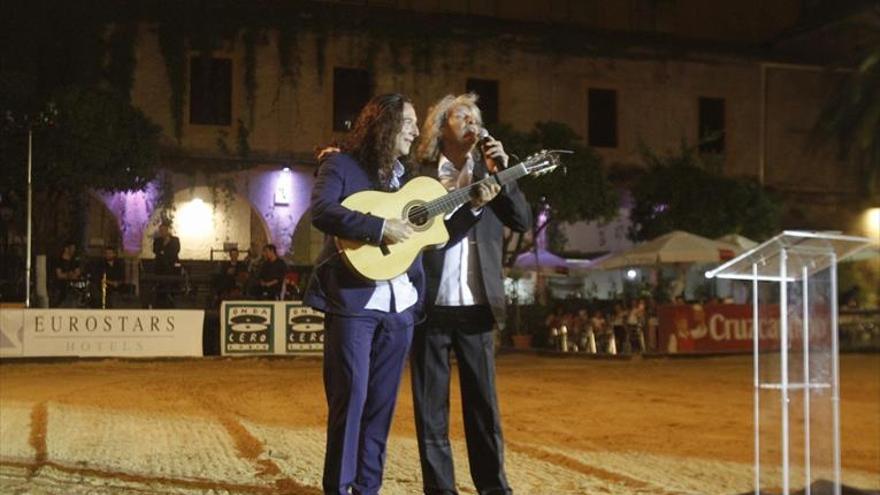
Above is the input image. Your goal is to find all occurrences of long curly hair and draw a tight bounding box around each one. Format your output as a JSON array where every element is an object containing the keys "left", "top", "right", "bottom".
[
  {"left": 415, "top": 93, "right": 482, "bottom": 165},
  {"left": 341, "top": 93, "right": 411, "bottom": 187}
]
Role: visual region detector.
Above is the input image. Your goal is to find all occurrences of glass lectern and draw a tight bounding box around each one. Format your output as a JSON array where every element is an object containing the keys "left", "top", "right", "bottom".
[{"left": 705, "top": 231, "right": 874, "bottom": 495}]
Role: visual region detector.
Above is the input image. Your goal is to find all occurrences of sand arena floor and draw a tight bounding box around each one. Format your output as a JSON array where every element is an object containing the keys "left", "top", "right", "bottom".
[{"left": 0, "top": 353, "right": 878, "bottom": 494}]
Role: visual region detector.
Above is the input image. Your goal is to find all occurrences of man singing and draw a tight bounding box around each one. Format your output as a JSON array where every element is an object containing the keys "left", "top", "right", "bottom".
[
  {"left": 411, "top": 93, "right": 531, "bottom": 495},
  {"left": 303, "top": 93, "right": 499, "bottom": 495}
]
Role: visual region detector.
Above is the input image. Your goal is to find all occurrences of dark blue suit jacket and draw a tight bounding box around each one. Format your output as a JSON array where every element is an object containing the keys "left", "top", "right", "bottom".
[{"left": 303, "top": 152, "right": 478, "bottom": 319}]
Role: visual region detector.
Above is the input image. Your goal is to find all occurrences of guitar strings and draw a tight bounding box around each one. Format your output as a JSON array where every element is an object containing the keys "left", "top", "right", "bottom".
[{"left": 403, "top": 159, "right": 541, "bottom": 224}]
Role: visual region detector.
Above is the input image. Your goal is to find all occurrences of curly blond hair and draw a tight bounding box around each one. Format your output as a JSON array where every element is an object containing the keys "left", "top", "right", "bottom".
[{"left": 415, "top": 93, "right": 483, "bottom": 165}]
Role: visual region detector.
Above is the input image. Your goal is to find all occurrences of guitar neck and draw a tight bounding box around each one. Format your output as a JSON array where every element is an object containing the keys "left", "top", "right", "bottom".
[{"left": 424, "top": 163, "right": 528, "bottom": 217}]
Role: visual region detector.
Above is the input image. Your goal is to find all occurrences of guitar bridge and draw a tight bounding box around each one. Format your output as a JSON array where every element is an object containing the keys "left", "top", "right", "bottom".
[{"left": 379, "top": 243, "right": 390, "bottom": 256}]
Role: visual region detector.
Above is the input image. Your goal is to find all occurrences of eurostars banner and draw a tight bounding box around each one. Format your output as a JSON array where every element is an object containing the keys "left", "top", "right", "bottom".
[{"left": 0, "top": 309, "right": 204, "bottom": 358}]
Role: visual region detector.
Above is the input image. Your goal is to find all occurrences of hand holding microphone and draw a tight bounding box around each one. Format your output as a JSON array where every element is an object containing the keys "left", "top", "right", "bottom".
[{"left": 476, "top": 128, "right": 509, "bottom": 173}]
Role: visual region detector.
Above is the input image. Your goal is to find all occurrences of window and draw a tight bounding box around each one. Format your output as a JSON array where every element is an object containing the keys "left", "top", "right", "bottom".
[
  {"left": 698, "top": 97, "right": 725, "bottom": 154},
  {"left": 588, "top": 88, "right": 618, "bottom": 148},
  {"left": 189, "top": 57, "right": 232, "bottom": 126},
  {"left": 466, "top": 78, "right": 499, "bottom": 127},
  {"left": 333, "top": 68, "right": 372, "bottom": 132}
]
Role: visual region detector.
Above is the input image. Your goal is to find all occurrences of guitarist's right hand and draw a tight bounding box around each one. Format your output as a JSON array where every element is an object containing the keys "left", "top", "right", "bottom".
[{"left": 382, "top": 218, "right": 413, "bottom": 244}]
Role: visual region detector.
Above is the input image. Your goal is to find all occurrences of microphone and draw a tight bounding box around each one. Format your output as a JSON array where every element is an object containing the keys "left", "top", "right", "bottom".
[
  {"left": 477, "top": 127, "right": 501, "bottom": 172},
  {"left": 477, "top": 127, "right": 491, "bottom": 146}
]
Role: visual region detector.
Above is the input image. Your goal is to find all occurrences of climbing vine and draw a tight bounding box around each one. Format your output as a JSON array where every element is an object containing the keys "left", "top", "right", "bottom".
[
  {"left": 242, "top": 28, "right": 258, "bottom": 129},
  {"left": 106, "top": 22, "right": 138, "bottom": 99},
  {"left": 277, "top": 25, "right": 301, "bottom": 87},
  {"left": 315, "top": 29, "right": 327, "bottom": 86},
  {"left": 236, "top": 119, "right": 251, "bottom": 158},
  {"left": 157, "top": 21, "right": 186, "bottom": 143}
]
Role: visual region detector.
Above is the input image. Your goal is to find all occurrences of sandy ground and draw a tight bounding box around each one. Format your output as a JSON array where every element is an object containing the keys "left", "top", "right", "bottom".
[{"left": 0, "top": 353, "right": 878, "bottom": 494}]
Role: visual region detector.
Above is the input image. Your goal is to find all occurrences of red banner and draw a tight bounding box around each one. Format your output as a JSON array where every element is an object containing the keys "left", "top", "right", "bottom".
[{"left": 657, "top": 304, "right": 832, "bottom": 354}]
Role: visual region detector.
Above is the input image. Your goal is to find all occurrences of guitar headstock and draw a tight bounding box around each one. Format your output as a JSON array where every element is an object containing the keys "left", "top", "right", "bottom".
[{"left": 521, "top": 149, "right": 572, "bottom": 177}]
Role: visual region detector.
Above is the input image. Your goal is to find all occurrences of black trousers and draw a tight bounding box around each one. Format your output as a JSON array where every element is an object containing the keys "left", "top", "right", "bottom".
[{"left": 410, "top": 305, "right": 512, "bottom": 495}]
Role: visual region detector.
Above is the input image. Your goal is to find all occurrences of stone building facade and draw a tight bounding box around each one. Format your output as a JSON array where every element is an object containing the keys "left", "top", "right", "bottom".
[{"left": 85, "top": 0, "right": 877, "bottom": 262}]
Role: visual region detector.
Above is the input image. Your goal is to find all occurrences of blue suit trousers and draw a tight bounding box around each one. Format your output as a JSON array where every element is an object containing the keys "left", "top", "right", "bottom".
[{"left": 322, "top": 309, "right": 414, "bottom": 495}]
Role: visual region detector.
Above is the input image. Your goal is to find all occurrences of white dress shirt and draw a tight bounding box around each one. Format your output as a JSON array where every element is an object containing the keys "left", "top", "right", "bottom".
[
  {"left": 434, "top": 154, "right": 488, "bottom": 306},
  {"left": 365, "top": 160, "right": 418, "bottom": 313}
]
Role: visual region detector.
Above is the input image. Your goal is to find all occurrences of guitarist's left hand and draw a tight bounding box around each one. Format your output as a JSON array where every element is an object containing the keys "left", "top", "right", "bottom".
[
  {"left": 481, "top": 137, "right": 509, "bottom": 173},
  {"left": 470, "top": 182, "right": 501, "bottom": 209}
]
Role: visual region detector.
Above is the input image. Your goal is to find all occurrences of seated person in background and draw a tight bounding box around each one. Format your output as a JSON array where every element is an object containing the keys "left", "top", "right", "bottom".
[
  {"left": 51, "top": 241, "right": 82, "bottom": 307},
  {"left": 573, "top": 308, "right": 591, "bottom": 350},
  {"left": 543, "top": 304, "right": 566, "bottom": 348},
  {"left": 94, "top": 246, "right": 125, "bottom": 308},
  {"left": 591, "top": 311, "right": 607, "bottom": 335},
  {"left": 255, "top": 244, "right": 286, "bottom": 300},
  {"left": 281, "top": 271, "right": 302, "bottom": 300},
  {"left": 217, "top": 247, "right": 248, "bottom": 300},
  {"left": 611, "top": 303, "right": 628, "bottom": 352},
  {"left": 626, "top": 299, "right": 647, "bottom": 353},
  {"left": 591, "top": 310, "right": 611, "bottom": 353}
]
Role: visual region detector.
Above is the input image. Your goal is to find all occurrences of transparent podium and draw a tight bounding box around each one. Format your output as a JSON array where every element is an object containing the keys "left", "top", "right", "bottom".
[{"left": 705, "top": 231, "right": 874, "bottom": 495}]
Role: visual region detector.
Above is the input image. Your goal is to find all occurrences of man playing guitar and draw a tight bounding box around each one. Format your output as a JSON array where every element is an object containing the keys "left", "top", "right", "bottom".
[{"left": 302, "top": 93, "right": 498, "bottom": 495}]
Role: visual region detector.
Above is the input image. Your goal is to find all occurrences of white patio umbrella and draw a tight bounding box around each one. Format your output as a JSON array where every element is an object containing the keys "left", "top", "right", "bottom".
[
  {"left": 842, "top": 244, "right": 879, "bottom": 262},
  {"left": 596, "top": 230, "right": 737, "bottom": 270},
  {"left": 715, "top": 233, "right": 758, "bottom": 251},
  {"left": 513, "top": 248, "right": 570, "bottom": 275},
  {"left": 565, "top": 253, "right": 614, "bottom": 275}
]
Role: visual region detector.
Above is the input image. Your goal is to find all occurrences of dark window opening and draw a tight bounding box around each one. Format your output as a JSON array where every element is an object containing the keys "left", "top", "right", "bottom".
[
  {"left": 466, "top": 78, "right": 499, "bottom": 127},
  {"left": 698, "top": 97, "right": 725, "bottom": 154},
  {"left": 333, "top": 68, "right": 372, "bottom": 132},
  {"left": 189, "top": 57, "right": 232, "bottom": 126},
  {"left": 588, "top": 88, "right": 618, "bottom": 148}
]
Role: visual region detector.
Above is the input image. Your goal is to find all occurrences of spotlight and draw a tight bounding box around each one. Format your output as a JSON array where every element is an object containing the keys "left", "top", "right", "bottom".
[
  {"left": 864, "top": 207, "right": 880, "bottom": 238},
  {"left": 176, "top": 198, "right": 213, "bottom": 237},
  {"left": 626, "top": 269, "right": 638, "bottom": 280}
]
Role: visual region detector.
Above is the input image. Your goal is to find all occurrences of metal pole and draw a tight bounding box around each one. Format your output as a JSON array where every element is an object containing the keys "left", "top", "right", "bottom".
[
  {"left": 802, "top": 265, "right": 811, "bottom": 495},
  {"left": 753, "top": 262, "right": 761, "bottom": 494},
  {"left": 780, "top": 248, "right": 790, "bottom": 495},
  {"left": 830, "top": 253, "right": 841, "bottom": 495},
  {"left": 759, "top": 64, "right": 767, "bottom": 186},
  {"left": 25, "top": 129, "right": 33, "bottom": 308}
]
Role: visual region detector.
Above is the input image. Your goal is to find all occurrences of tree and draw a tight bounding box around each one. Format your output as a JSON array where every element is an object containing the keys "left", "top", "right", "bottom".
[
  {"left": 492, "top": 121, "right": 619, "bottom": 266},
  {"left": 0, "top": 78, "right": 162, "bottom": 254},
  {"left": 628, "top": 141, "right": 781, "bottom": 242},
  {"left": 812, "top": 13, "right": 880, "bottom": 201},
  {"left": 0, "top": 0, "right": 164, "bottom": 257}
]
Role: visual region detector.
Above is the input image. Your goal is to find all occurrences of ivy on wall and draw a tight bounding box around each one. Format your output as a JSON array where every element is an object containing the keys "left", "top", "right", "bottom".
[
  {"left": 146, "top": 1, "right": 514, "bottom": 142},
  {"left": 236, "top": 119, "right": 251, "bottom": 158},
  {"left": 11, "top": 0, "right": 733, "bottom": 163},
  {"left": 106, "top": 22, "right": 138, "bottom": 99},
  {"left": 157, "top": 21, "right": 186, "bottom": 143},
  {"left": 314, "top": 29, "right": 327, "bottom": 87},
  {"left": 277, "top": 25, "right": 301, "bottom": 86},
  {"left": 242, "top": 28, "right": 258, "bottom": 129}
]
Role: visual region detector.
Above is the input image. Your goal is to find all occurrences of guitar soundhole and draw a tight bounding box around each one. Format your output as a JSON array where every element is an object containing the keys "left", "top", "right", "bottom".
[{"left": 404, "top": 201, "right": 432, "bottom": 231}]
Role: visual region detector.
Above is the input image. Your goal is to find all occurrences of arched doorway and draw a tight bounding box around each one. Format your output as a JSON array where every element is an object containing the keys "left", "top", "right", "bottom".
[
  {"left": 290, "top": 209, "right": 324, "bottom": 266},
  {"left": 85, "top": 191, "right": 124, "bottom": 255},
  {"left": 141, "top": 186, "right": 270, "bottom": 261}
]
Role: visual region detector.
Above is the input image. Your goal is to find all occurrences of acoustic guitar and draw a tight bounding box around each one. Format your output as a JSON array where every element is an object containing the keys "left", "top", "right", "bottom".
[{"left": 337, "top": 150, "right": 566, "bottom": 280}]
